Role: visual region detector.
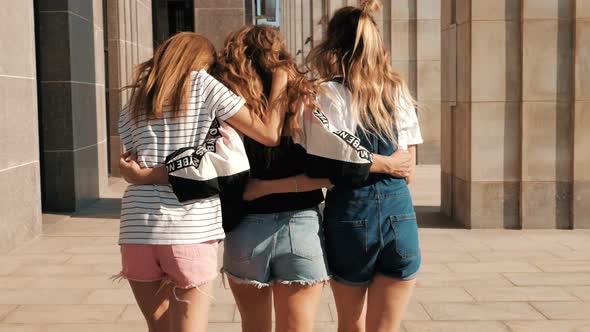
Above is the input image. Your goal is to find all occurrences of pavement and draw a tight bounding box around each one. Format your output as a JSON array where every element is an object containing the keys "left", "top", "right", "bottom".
[{"left": 1, "top": 165, "right": 590, "bottom": 331}]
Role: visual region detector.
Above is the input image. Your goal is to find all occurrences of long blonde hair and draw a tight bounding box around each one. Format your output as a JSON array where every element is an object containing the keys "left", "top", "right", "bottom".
[
  {"left": 126, "top": 32, "right": 216, "bottom": 120},
  {"left": 213, "top": 25, "right": 317, "bottom": 138},
  {"left": 307, "top": 0, "right": 415, "bottom": 142}
]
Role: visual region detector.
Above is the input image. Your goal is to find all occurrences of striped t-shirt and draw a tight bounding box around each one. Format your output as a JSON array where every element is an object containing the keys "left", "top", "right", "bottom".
[{"left": 118, "top": 69, "right": 246, "bottom": 245}]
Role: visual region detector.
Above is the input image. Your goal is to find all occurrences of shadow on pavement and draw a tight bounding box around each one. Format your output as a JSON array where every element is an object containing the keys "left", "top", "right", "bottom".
[{"left": 415, "top": 206, "right": 463, "bottom": 229}]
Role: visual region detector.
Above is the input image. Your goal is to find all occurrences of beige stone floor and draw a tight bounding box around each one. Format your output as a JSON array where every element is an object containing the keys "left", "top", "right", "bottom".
[{"left": 2, "top": 166, "right": 590, "bottom": 331}]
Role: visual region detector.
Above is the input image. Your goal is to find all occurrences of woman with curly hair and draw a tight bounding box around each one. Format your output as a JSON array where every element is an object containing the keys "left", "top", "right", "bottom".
[{"left": 213, "top": 25, "right": 330, "bottom": 332}]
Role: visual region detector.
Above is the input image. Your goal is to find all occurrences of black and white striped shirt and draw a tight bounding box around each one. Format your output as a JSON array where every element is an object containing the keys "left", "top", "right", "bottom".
[{"left": 118, "top": 70, "right": 245, "bottom": 245}]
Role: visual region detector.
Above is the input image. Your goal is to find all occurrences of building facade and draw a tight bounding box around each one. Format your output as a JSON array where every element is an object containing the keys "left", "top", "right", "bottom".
[
  {"left": 281, "top": 0, "right": 589, "bottom": 229},
  {"left": 0, "top": 0, "right": 588, "bottom": 252}
]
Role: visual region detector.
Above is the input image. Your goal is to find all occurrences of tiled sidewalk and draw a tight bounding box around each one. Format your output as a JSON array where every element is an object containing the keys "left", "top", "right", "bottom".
[{"left": 1, "top": 166, "right": 590, "bottom": 331}]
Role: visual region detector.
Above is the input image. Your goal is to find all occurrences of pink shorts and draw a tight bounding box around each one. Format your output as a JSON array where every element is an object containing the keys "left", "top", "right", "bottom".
[{"left": 120, "top": 241, "right": 219, "bottom": 289}]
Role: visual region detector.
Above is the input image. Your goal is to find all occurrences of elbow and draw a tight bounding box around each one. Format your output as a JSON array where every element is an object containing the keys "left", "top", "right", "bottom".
[{"left": 263, "top": 133, "right": 281, "bottom": 147}]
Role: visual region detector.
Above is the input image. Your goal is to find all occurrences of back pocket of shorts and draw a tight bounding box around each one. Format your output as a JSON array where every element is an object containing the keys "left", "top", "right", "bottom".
[
  {"left": 289, "top": 209, "right": 323, "bottom": 260},
  {"left": 325, "top": 219, "right": 368, "bottom": 253},
  {"left": 389, "top": 214, "right": 420, "bottom": 258}
]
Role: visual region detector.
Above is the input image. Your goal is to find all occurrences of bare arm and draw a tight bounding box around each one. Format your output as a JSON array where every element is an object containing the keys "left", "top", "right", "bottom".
[
  {"left": 243, "top": 175, "right": 332, "bottom": 201},
  {"left": 225, "top": 69, "right": 288, "bottom": 147},
  {"left": 243, "top": 148, "right": 415, "bottom": 201},
  {"left": 405, "top": 145, "right": 417, "bottom": 184},
  {"left": 119, "top": 70, "right": 289, "bottom": 185}
]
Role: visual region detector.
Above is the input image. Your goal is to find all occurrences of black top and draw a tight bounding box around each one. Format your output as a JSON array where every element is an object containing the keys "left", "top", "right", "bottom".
[{"left": 243, "top": 136, "right": 324, "bottom": 213}]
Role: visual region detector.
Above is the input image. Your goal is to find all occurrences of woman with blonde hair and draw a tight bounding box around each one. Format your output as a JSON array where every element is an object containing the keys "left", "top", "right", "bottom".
[
  {"left": 243, "top": 1, "right": 423, "bottom": 331},
  {"left": 116, "top": 32, "right": 287, "bottom": 332}
]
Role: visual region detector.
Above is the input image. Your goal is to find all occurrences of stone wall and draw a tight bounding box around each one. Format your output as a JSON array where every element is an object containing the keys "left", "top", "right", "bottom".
[
  {"left": 0, "top": 0, "right": 42, "bottom": 252},
  {"left": 194, "top": 0, "right": 245, "bottom": 49},
  {"left": 36, "top": 0, "right": 108, "bottom": 211},
  {"left": 106, "top": 0, "right": 153, "bottom": 176},
  {"left": 441, "top": 0, "right": 588, "bottom": 229}
]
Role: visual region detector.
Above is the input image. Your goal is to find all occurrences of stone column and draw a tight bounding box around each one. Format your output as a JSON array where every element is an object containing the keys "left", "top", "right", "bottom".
[
  {"left": 441, "top": 0, "right": 522, "bottom": 228},
  {"left": 311, "top": 0, "right": 325, "bottom": 47},
  {"left": 106, "top": 0, "right": 153, "bottom": 176},
  {"left": 36, "top": 0, "right": 108, "bottom": 211},
  {"left": 0, "top": 0, "right": 41, "bottom": 252},
  {"left": 521, "top": 0, "right": 574, "bottom": 229},
  {"left": 194, "top": 0, "right": 245, "bottom": 49},
  {"left": 301, "top": 0, "right": 313, "bottom": 60},
  {"left": 574, "top": 0, "right": 590, "bottom": 228},
  {"left": 294, "top": 0, "right": 303, "bottom": 65},
  {"left": 416, "top": 0, "right": 441, "bottom": 164}
]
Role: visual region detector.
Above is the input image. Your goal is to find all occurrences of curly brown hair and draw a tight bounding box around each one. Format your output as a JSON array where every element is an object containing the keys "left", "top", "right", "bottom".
[{"left": 212, "top": 25, "right": 318, "bottom": 138}]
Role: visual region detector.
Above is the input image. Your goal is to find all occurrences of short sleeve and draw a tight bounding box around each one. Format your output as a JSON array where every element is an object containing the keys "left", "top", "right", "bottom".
[
  {"left": 118, "top": 106, "right": 134, "bottom": 153},
  {"left": 317, "top": 82, "right": 351, "bottom": 131},
  {"left": 200, "top": 70, "right": 246, "bottom": 121},
  {"left": 396, "top": 98, "right": 423, "bottom": 149}
]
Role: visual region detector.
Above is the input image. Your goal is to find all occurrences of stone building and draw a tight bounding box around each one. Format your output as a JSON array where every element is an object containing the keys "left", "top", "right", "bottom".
[
  {"left": 0, "top": 0, "right": 588, "bottom": 252},
  {"left": 281, "top": 0, "right": 589, "bottom": 229}
]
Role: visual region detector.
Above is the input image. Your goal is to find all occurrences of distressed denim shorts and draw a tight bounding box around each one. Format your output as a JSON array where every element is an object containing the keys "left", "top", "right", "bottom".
[{"left": 222, "top": 207, "right": 329, "bottom": 287}]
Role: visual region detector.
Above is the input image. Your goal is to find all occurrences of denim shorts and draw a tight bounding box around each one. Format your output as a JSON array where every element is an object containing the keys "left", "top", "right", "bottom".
[
  {"left": 222, "top": 207, "right": 329, "bottom": 287},
  {"left": 323, "top": 180, "right": 421, "bottom": 287}
]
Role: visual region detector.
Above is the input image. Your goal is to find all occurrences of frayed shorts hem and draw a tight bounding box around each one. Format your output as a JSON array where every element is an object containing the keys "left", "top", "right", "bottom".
[{"left": 223, "top": 269, "right": 330, "bottom": 288}]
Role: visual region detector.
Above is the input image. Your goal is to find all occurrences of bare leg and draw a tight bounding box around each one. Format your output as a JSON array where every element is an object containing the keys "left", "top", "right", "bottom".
[
  {"left": 168, "top": 282, "right": 214, "bottom": 332},
  {"left": 366, "top": 275, "right": 416, "bottom": 332},
  {"left": 229, "top": 278, "right": 272, "bottom": 332},
  {"left": 273, "top": 283, "right": 324, "bottom": 332},
  {"left": 330, "top": 280, "right": 368, "bottom": 332},
  {"left": 128, "top": 280, "right": 170, "bottom": 332}
]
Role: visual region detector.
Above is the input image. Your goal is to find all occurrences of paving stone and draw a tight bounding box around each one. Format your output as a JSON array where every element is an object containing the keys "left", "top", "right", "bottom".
[
  {"left": 531, "top": 302, "right": 590, "bottom": 320},
  {"left": 532, "top": 260, "right": 590, "bottom": 272},
  {"left": 464, "top": 286, "right": 578, "bottom": 302},
  {"left": 211, "top": 303, "right": 237, "bottom": 323},
  {"left": 469, "top": 250, "right": 557, "bottom": 262},
  {"left": 505, "top": 320, "right": 590, "bottom": 332},
  {"left": 403, "top": 321, "right": 510, "bottom": 332},
  {"left": 504, "top": 273, "right": 590, "bottom": 286},
  {"left": 0, "top": 265, "right": 20, "bottom": 276},
  {"left": 0, "top": 254, "right": 71, "bottom": 265},
  {"left": 419, "top": 263, "right": 452, "bottom": 273},
  {"left": 0, "top": 289, "right": 90, "bottom": 305},
  {"left": 44, "top": 323, "right": 146, "bottom": 332},
  {"left": 564, "top": 286, "right": 590, "bottom": 300},
  {"left": 0, "top": 325, "right": 41, "bottom": 332},
  {"left": 422, "top": 302, "right": 545, "bottom": 320},
  {"left": 66, "top": 254, "right": 120, "bottom": 265},
  {"left": 421, "top": 251, "right": 478, "bottom": 263},
  {"left": 27, "top": 276, "right": 125, "bottom": 289},
  {"left": 413, "top": 288, "right": 475, "bottom": 303},
  {"left": 83, "top": 289, "right": 136, "bottom": 304},
  {"left": 0, "top": 305, "right": 17, "bottom": 321},
  {"left": 552, "top": 251, "right": 590, "bottom": 260},
  {"left": 416, "top": 273, "right": 513, "bottom": 288},
  {"left": 0, "top": 277, "right": 35, "bottom": 289},
  {"left": 117, "top": 305, "right": 143, "bottom": 322},
  {"left": 4, "top": 305, "right": 125, "bottom": 324},
  {"left": 447, "top": 262, "right": 541, "bottom": 273},
  {"left": 11, "top": 264, "right": 115, "bottom": 277}
]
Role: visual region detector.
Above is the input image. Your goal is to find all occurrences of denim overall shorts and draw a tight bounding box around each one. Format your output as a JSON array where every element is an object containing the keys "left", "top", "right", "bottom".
[{"left": 323, "top": 130, "right": 421, "bottom": 286}]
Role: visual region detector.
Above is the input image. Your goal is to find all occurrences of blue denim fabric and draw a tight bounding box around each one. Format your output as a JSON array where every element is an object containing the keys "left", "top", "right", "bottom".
[
  {"left": 323, "top": 130, "right": 421, "bottom": 286},
  {"left": 222, "top": 207, "right": 329, "bottom": 286}
]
